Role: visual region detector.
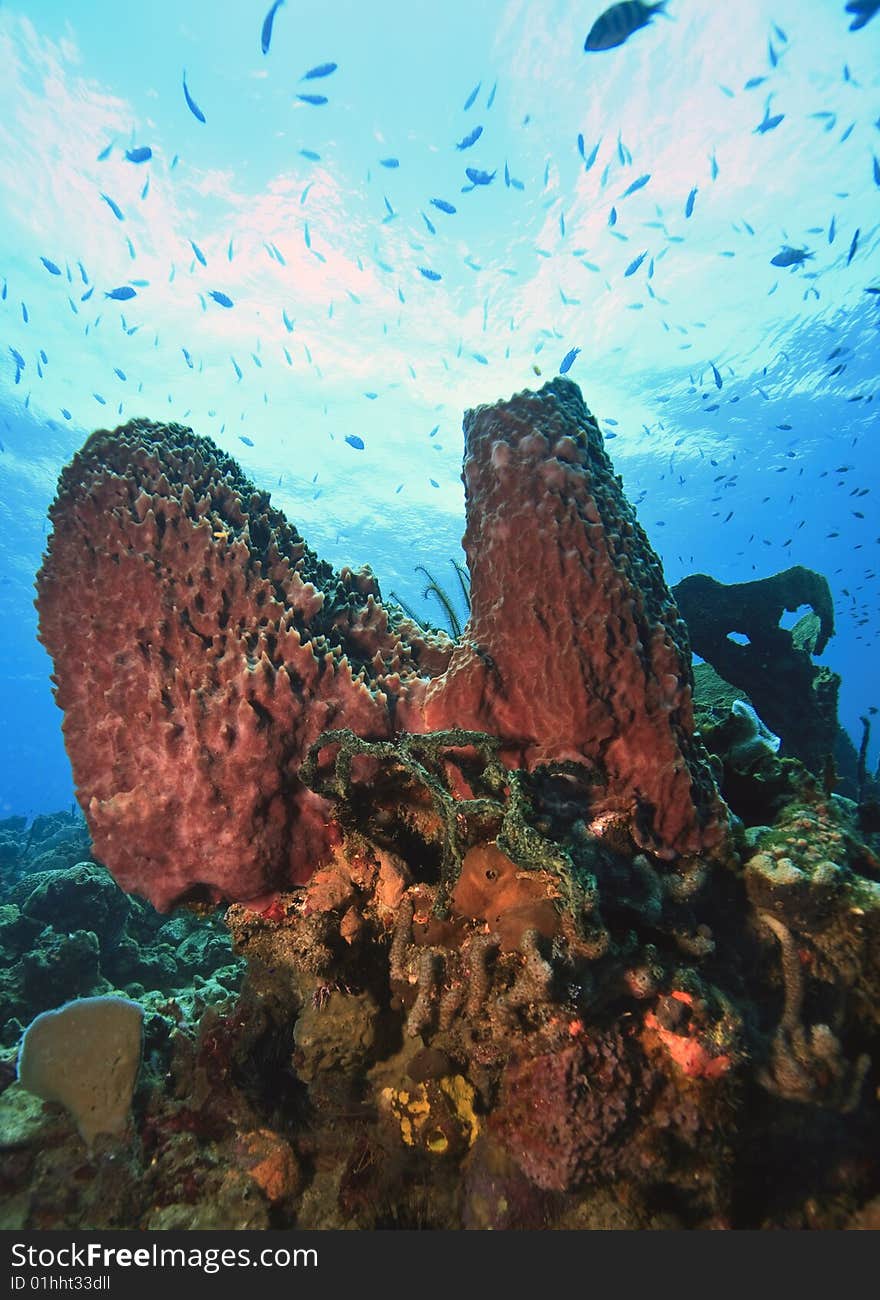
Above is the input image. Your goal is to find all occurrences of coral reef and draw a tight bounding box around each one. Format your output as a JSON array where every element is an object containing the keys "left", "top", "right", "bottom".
[
  {"left": 8, "top": 383, "right": 876, "bottom": 1231},
  {"left": 36, "top": 380, "right": 724, "bottom": 910},
  {"left": 0, "top": 816, "right": 244, "bottom": 1052}
]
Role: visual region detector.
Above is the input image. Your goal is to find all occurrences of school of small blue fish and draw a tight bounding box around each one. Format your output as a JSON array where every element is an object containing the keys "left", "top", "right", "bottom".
[{"left": 1, "top": 0, "right": 877, "bottom": 686}]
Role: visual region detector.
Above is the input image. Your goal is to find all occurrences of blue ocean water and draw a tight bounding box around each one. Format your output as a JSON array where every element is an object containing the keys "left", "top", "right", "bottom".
[{"left": 0, "top": 0, "right": 877, "bottom": 819}]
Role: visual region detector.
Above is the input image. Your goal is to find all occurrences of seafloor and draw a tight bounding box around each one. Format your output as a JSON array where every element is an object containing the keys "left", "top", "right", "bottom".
[{"left": 1, "top": 380, "right": 878, "bottom": 1230}]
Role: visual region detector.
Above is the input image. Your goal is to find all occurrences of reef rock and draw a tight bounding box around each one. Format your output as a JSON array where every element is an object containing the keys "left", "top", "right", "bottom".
[{"left": 673, "top": 567, "right": 840, "bottom": 777}]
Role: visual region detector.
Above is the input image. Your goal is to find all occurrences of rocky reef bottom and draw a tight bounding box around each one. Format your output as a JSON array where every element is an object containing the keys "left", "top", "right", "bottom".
[{"left": 1, "top": 712, "right": 878, "bottom": 1231}]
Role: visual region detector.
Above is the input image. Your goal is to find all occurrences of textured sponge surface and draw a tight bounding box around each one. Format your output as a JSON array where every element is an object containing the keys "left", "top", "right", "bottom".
[{"left": 17, "top": 995, "right": 143, "bottom": 1146}]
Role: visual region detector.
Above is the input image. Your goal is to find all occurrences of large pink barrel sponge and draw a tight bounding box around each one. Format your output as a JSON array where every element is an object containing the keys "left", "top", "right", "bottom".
[
  {"left": 417, "top": 378, "right": 726, "bottom": 858},
  {"left": 35, "top": 419, "right": 449, "bottom": 910}
]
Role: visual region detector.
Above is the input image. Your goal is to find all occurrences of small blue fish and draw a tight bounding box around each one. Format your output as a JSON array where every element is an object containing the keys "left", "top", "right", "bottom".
[
  {"left": 141, "top": 178, "right": 150, "bottom": 199},
  {"left": 422, "top": 211, "right": 437, "bottom": 234},
  {"left": 231, "top": 357, "right": 242, "bottom": 380},
  {"left": 463, "top": 81, "right": 481, "bottom": 111},
  {"left": 559, "top": 347, "right": 580, "bottom": 374},
  {"left": 240, "top": 435, "right": 255, "bottom": 446},
  {"left": 710, "top": 152, "right": 718, "bottom": 180},
  {"left": 430, "top": 198, "right": 457, "bottom": 214},
  {"left": 297, "top": 93, "right": 328, "bottom": 106},
  {"left": 624, "top": 250, "right": 647, "bottom": 276},
  {"left": 711, "top": 362, "right": 722, "bottom": 389},
  {"left": 828, "top": 215, "right": 837, "bottom": 244},
  {"left": 21, "top": 302, "right": 28, "bottom": 322},
  {"left": 345, "top": 434, "right": 365, "bottom": 450},
  {"left": 380, "top": 157, "right": 399, "bottom": 169},
  {"left": 40, "top": 257, "right": 61, "bottom": 275},
  {"left": 282, "top": 308, "right": 295, "bottom": 332},
  {"left": 114, "top": 367, "right": 127, "bottom": 381},
  {"left": 300, "top": 150, "right": 320, "bottom": 162},
  {"left": 261, "top": 0, "right": 285, "bottom": 54},
  {"left": 456, "top": 125, "right": 483, "bottom": 150},
  {"left": 419, "top": 267, "right": 442, "bottom": 281},
  {"left": 755, "top": 106, "right": 784, "bottom": 133},
  {"left": 685, "top": 187, "right": 697, "bottom": 218},
  {"left": 302, "top": 61, "right": 337, "bottom": 79},
  {"left": 584, "top": 138, "right": 601, "bottom": 171},
  {"left": 182, "top": 71, "right": 206, "bottom": 123},
  {"left": 744, "top": 76, "right": 767, "bottom": 90},
  {"left": 209, "top": 290, "right": 234, "bottom": 307},
  {"left": 101, "top": 193, "right": 124, "bottom": 221},
  {"left": 93, "top": 393, "right": 106, "bottom": 405},
  {"left": 105, "top": 286, "right": 136, "bottom": 300},
  {"left": 770, "top": 245, "right": 813, "bottom": 267},
  {"left": 874, "top": 156, "right": 880, "bottom": 186},
  {"left": 847, "top": 228, "right": 860, "bottom": 265},
  {"left": 97, "top": 142, "right": 113, "bottom": 161},
  {"left": 619, "top": 172, "right": 650, "bottom": 198},
  {"left": 608, "top": 206, "right": 618, "bottom": 227},
  {"left": 81, "top": 287, "right": 95, "bottom": 302},
  {"left": 190, "top": 240, "right": 207, "bottom": 266},
  {"left": 585, "top": 2, "right": 666, "bottom": 51},
  {"left": 465, "top": 167, "right": 495, "bottom": 185},
  {"left": 486, "top": 81, "right": 497, "bottom": 109},
  {"left": 125, "top": 146, "right": 152, "bottom": 163},
  {"left": 61, "top": 408, "right": 71, "bottom": 420}
]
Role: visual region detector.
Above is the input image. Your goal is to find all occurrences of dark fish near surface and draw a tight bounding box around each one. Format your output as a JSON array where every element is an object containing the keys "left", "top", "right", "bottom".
[
  {"left": 182, "top": 71, "right": 206, "bottom": 123},
  {"left": 345, "top": 434, "right": 365, "bottom": 450},
  {"left": 465, "top": 167, "right": 495, "bottom": 185},
  {"left": 559, "top": 346, "right": 580, "bottom": 373},
  {"left": 846, "top": 0, "right": 880, "bottom": 31},
  {"left": 847, "top": 228, "right": 860, "bottom": 265},
  {"left": 419, "top": 267, "right": 442, "bottom": 281},
  {"left": 240, "top": 435, "right": 255, "bottom": 446},
  {"left": 105, "top": 286, "right": 136, "bottom": 300},
  {"left": 584, "top": 1, "right": 667, "bottom": 52},
  {"left": 209, "top": 290, "right": 234, "bottom": 307},
  {"left": 125, "top": 146, "right": 152, "bottom": 163},
  {"left": 40, "top": 257, "right": 61, "bottom": 275},
  {"left": 261, "top": 0, "right": 285, "bottom": 54},
  {"left": 297, "top": 93, "right": 327, "bottom": 106},
  {"left": 624, "top": 250, "right": 647, "bottom": 276},
  {"left": 190, "top": 240, "right": 207, "bottom": 266},
  {"left": 771, "top": 245, "right": 813, "bottom": 267},
  {"left": 711, "top": 362, "right": 722, "bottom": 389},
  {"left": 685, "top": 187, "right": 697, "bottom": 218}
]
